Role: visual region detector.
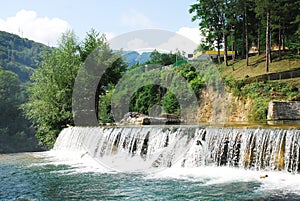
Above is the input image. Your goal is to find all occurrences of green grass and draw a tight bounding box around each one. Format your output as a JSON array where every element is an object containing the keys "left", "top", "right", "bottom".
[
  {"left": 215, "top": 52, "right": 300, "bottom": 122},
  {"left": 219, "top": 53, "right": 300, "bottom": 80},
  {"left": 270, "top": 77, "right": 300, "bottom": 90}
]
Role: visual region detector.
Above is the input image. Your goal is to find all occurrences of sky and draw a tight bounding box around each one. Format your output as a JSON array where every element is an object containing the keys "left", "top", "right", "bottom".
[{"left": 0, "top": 0, "right": 204, "bottom": 51}]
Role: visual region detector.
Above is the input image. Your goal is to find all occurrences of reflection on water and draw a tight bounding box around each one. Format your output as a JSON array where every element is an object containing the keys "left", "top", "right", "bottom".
[{"left": 1, "top": 152, "right": 300, "bottom": 200}]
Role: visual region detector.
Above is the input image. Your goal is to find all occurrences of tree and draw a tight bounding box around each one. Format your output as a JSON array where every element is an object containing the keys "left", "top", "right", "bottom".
[
  {"left": 255, "top": 0, "right": 273, "bottom": 72},
  {"left": 191, "top": 0, "right": 299, "bottom": 71},
  {"left": 190, "top": 0, "right": 241, "bottom": 66},
  {"left": 0, "top": 68, "right": 21, "bottom": 138},
  {"left": 0, "top": 31, "right": 51, "bottom": 82},
  {"left": 76, "top": 30, "right": 127, "bottom": 123},
  {"left": 190, "top": 0, "right": 224, "bottom": 63},
  {"left": 0, "top": 67, "right": 38, "bottom": 153},
  {"left": 162, "top": 92, "right": 180, "bottom": 115},
  {"left": 98, "top": 85, "right": 115, "bottom": 123},
  {"left": 244, "top": 0, "right": 249, "bottom": 66},
  {"left": 23, "top": 30, "right": 126, "bottom": 147},
  {"left": 273, "top": 0, "right": 300, "bottom": 56},
  {"left": 23, "top": 31, "right": 81, "bottom": 147},
  {"left": 148, "top": 49, "right": 184, "bottom": 66}
]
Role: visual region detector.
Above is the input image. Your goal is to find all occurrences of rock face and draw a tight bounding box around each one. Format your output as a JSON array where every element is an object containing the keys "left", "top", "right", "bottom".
[
  {"left": 119, "top": 112, "right": 181, "bottom": 125},
  {"left": 267, "top": 101, "right": 300, "bottom": 120},
  {"left": 197, "top": 87, "right": 252, "bottom": 123}
]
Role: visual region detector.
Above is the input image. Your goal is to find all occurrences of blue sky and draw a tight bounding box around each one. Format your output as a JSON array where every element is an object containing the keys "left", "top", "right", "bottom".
[{"left": 0, "top": 0, "right": 203, "bottom": 47}]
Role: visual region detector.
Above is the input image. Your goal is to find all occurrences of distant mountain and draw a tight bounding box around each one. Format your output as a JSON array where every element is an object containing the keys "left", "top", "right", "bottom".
[
  {"left": 0, "top": 31, "right": 155, "bottom": 82},
  {"left": 136, "top": 52, "right": 152, "bottom": 65},
  {"left": 0, "top": 31, "right": 52, "bottom": 82},
  {"left": 122, "top": 51, "right": 152, "bottom": 68},
  {"left": 122, "top": 51, "right": 140, "bottom": 67}
]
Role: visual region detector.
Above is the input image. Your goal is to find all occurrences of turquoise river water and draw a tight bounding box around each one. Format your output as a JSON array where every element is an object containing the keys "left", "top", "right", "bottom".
[{"left": 1, "top": 151, "right": 300, "bottom": 200}]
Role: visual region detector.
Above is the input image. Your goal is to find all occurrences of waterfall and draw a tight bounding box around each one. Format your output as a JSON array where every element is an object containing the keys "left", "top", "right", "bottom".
[{"left": 53, "top": 126, "right": 300, "bottom": 173}]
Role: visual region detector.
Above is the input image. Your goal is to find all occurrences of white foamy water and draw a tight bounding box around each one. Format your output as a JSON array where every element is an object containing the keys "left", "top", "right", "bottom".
[
  {"left": 35, "top": 126, "right": 300, "bottom": 196},
  {"left": 32, "top": 150, "right": 112, "bottom": 174},
  {"left": 147, "top": 166, "right": 300, "bottom": 195},
  {"left": 53, "top": 126, "right": 300, "bottom": 173}
]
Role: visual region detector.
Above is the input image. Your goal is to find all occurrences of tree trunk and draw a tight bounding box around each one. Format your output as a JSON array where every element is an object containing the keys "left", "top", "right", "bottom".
[
  {"left": 266, "top": 8, "right": 271, "bottom": 72},
  {"left": 257, "top": 25, "right": 261, "bottom": 56},
  {"left": 278, "top": 26, "right": 282, "bottom": 60},
  {"left": 222, "top": 15, "right": 228, "bottom": 66},
  {"left": 282, "top": 29, "right": 285, "bottom": 51},
  {"left": 242, "top": 13, "right": 245, "bottom": 59},
  {"left": 217, "top": 40, "right": 221, "bottom": 64},
  {"left": 234, "top": 33, "right": 237, "bottom": 59},
  {"left": 232, "top": 31, "right": 235, "bottom": 62},
  {"left": 224, "top": 33, "right": 228, "bottom": 66},
  {"left": 245, "top": 7, "right": 249, "bottom": 66}
]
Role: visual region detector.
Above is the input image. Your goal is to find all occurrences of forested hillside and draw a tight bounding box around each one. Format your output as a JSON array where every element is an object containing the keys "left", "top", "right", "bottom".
[
  {"left": 0, "top": 31, "right": 49, "bottom": 152},
  {"left": 0, "top": 31, "right": 52, "bottom": 82},
  {"left": 0, "top": 67, "right": 41, "bottom": 153}
]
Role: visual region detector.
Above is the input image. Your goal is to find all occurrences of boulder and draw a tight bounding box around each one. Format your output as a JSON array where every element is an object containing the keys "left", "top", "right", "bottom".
[{"left": 119, "top": 112, "right": 181, "bottom": 125}]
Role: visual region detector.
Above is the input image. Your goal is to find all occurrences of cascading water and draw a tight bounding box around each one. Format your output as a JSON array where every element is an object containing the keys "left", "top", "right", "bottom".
[{"left": 53, "top": 126, "right": 300, "bottom": 173}]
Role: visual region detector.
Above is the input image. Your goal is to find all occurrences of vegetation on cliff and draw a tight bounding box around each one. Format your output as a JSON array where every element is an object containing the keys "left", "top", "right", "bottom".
[
  {"left": 222, "top": 53, "right": 299, "bottom": 121},
  {"left": 190, "top": 0, "right": 299, "bottom": 122}
]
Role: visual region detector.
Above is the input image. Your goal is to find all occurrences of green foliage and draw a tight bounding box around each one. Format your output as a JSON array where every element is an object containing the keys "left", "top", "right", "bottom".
[
  {"left": 0, "top": 67, "right": 39, "bottom": 153},
  {"left": 23, "top": 30, "right": 126, "bottom": 148},
  {"left": 148, "top": 49, "right": 184, "bottom": 66},
  {"left": 241, "top": 82, "right": 298, "bottom": 100},
  {"left": 0, "top": 30, "right": 47, "bottom": 152},
  {"left": 0, "top": 31, "right": 52, "bottom": 82},
  {"left": 23, "top": 31, "right": 80, "bottom": 148},
  {"left": 129, "top": 85, "right": 167, "bottom": 115},
  {"left": 175, "top": 63, "right": 205, "bottom": 96},
  {"left": 226, "top": 80, "right": 299, "bottom": 121},
  {"left": 112, "top": 63, "right": 205, "bottom": 118},
  {"left": 195, "top": 62, "right": 223, "bottom": 91},
  {"left": 190, "top": 0, "right": 300, "bottom": 70},
  {"left": 189, "top": 76, "right": 205, "bottom": 97},
  {"left": 224, "top": 78, "right": 245, "bottom": 96},
  {"left": 98, "top": 86, "right": 115, "bottom": 123},
  {"left": 162, "top": 92, "right": 180, "bottom": 115},
  {"left": 248, "top": 97, "right": 269, "bottom": 122}
]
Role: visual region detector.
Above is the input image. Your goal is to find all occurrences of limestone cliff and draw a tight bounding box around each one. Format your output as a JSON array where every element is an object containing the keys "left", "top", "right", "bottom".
[{"left": 197, "top": 87, "right": 252, "bottom": 123}]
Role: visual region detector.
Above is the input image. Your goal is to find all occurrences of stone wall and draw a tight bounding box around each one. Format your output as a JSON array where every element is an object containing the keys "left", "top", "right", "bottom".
[
  {"left": 267, "top": 101, "right": 300, "bottom": 120},
  {"left": 245, "top": 68, "right": 300, "bottom": 84}
]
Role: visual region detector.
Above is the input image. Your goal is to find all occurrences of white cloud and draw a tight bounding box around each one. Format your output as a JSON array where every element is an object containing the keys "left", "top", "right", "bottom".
[
  {"left": 176, "top": 27, "right": 205, "bottom": 45},
  {"left": 121, "top": 9, "right": 153, "bottom": 28},
  {"left": 109, "top": 29, "right": 200, "bottom": 55},
  {"left": 0, "top": 9, "right": 71, "bottom": 46},
  {"left": 126, "top": 38, "right": 150, "bottom": 50},
  {"left": 157, "top": 34, "right": 198, "bottom": 55}
]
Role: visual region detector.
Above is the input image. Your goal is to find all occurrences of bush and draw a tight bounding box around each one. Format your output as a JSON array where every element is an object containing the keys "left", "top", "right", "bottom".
[
  {"left": 226, "top": 80, "right": 299, "bottom": 122},
  {"left": 162, "top": 92, "right": 180, "bottom": 115},
  {"left": 248, "top": 97, "right": 269, "bottom": 121}
]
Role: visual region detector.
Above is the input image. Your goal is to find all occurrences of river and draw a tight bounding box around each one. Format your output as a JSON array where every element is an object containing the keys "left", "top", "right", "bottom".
[{"left": 1, "top": 151, "right": 300, "bottom": 200}]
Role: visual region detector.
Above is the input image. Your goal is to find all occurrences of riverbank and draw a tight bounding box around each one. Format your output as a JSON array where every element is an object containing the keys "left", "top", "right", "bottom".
[{"left": 194, "top": 53, "right": 300, "bottom": 123}]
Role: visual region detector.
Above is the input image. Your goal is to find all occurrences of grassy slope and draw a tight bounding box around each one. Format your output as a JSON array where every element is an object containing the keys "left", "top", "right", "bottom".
[
  {"left": 219, "top": 53, "right": 300, "bottom": 87},
  {"left": 214, "top": 53, "right": 300, "bottom": 121}
]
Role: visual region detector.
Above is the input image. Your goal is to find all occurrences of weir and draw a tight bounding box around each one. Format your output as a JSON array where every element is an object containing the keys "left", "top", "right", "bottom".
[{"left": 53, "top": 126, "right": 300, "bottom": 173}]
